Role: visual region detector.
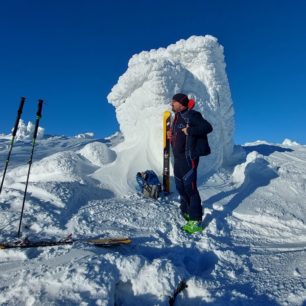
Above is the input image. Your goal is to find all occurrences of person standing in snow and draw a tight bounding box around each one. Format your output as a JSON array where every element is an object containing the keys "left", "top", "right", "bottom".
[{"left": 168, "top": 93, "right": 213, "bottom": 234}]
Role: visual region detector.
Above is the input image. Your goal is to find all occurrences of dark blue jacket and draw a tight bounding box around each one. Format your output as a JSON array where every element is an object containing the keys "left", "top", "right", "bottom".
[{"left": 171, "top": 109, "right": 213, "bottom": 160}]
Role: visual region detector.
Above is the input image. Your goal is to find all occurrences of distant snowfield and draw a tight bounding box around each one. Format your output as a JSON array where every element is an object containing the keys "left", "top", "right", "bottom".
[{"left": 0, "top": 135, "right": 305, "bottom": 306}]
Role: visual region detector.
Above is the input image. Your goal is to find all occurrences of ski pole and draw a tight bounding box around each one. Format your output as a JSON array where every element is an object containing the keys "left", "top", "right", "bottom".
[
  {"left": 0, "top": 97, "right": 26, "bottom": 195},
  {"left": 17, "top": 99, "right": 43, "bottom": 237}
]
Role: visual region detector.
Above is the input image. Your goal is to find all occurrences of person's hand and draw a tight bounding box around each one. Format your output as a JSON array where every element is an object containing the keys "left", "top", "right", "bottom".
[
  {"left": 182, "top": 125, "right": 189, "bottom": 135},
  {"left": 166, "top": 130, "right": 172, "bottom": 139}
]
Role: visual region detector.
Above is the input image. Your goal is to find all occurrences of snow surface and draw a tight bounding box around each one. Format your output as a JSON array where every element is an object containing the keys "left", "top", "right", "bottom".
[
  {"left": 0, "top": 35, "right": 305, "bottom": 305},
  {"left": 0, "top": 134, "right": 305, "bottom": 306}
]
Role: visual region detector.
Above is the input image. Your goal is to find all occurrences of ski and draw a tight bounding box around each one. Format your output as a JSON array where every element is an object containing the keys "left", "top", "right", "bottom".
[
  {"left": 87, "top": 237, "right": 131, "bottom": 247},
  {"left": 163, "top": 111, "right": 171, "bottom": 192},
  {"left": 0, "top": 236, "right": 131, "bottom": 249},
  {"left": 0, "top": 239, "right": 73, "bottom": 249},
  {"left": 0, "top": 97, "right": 26, "bottom": 195}
]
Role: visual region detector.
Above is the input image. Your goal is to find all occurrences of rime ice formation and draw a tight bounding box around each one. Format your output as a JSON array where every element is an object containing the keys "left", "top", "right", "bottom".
[
  {"left": 100, "top": 35, "right": 234, "bottom": 194},
  {"left": 15, "top": 119, "right": 44, "bottom": 140}
]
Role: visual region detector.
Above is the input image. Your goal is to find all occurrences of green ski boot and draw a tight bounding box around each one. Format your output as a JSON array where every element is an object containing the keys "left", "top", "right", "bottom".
[{"left": 182, "top": 220, "right": 203, "bottom": 234}]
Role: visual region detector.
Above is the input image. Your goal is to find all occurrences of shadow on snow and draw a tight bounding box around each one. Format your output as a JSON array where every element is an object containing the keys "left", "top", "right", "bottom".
[{"left": 243, "top": 144, "right": 293, "bottom": 156}]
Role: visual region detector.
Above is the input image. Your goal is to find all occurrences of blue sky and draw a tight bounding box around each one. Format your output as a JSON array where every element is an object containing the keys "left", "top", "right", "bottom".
[{"left": 0, "top": 0, "right": 305, "bottom": 144}]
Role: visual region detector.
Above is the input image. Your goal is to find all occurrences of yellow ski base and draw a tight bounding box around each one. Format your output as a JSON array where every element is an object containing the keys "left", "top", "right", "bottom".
[
  {"left": 163, "top": 111, "right": 171, "bottom": 148},
  {"left": 163, "top": 110, "right": 171, "bottom": 192}
]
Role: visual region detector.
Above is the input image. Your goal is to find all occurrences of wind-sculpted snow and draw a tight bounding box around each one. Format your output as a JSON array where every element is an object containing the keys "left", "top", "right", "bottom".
[
  {"left": 7, "top": 151, "right": 96, "bottom": 183},
  {"left": 105, "top": 35, "right": 235, "bottom": 194},
  {"left": 79, "top": 142, "right": 116, "bottom": 166},
  {"left": 231, "top": 151, "right": 278, "bottom": 187}
]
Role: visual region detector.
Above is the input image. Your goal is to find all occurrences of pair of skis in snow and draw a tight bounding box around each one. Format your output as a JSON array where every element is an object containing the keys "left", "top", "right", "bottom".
[
  {"left": 0, "top": 234, "right": 131, "bottom": 250},
  {"left": 0, "top": 98, "right": 43, "bottom": 237}
]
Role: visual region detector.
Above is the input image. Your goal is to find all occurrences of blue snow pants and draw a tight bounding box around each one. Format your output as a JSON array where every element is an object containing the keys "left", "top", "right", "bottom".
[{"left": 173, "top": 157, "right": 203, "bottom": 221}]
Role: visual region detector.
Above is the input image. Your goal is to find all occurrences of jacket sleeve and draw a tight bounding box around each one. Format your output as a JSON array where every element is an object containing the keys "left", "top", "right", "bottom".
[{"left": 187, "top": 111, "right": 213, "bottom": 136}]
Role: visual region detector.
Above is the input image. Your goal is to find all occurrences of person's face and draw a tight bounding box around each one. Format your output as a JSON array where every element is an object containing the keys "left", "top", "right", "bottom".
[{"left": 171, "top": 100, "right": 186, "bottom": 113}]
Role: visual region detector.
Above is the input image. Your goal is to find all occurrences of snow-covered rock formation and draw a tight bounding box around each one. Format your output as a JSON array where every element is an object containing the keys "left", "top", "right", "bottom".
[{"left": 98, "top": 35, "right": 235, "bottom": 194}]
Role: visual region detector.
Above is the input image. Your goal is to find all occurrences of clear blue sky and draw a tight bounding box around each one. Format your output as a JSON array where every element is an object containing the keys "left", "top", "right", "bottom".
[{"left": 1, "top": 0, "right": 305, "bottom": 144}]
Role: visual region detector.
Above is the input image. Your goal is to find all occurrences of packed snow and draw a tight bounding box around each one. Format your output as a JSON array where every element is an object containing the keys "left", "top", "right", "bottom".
[{"left": 0, "top": 35, "right": 305, "bottom": 305}]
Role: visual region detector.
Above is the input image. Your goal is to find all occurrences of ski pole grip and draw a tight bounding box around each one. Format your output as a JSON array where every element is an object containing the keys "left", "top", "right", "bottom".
[
  {"left": 33, "top": 99, "right": 43, "bottom": 140},
  {"left": 18, "top": 97, "right": 26, "bottom": 114},
  {"left": 37, "top": 99, "right": 43, "bottom": 118},
  {"left": 12, "top": 97, "right": 26, "bottom": 137}
]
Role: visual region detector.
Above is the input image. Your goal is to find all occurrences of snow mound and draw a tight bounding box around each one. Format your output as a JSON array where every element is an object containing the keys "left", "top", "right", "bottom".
[
  {"left": 231, "top": 151, "right": 259, "bottom": 185},
  {"left": 15, "top": 119, "right": 44, "bottom": 140},
  {"left": 79, "top": 142, "right": 116, "bottom": 166},
  {"left": 8, "top": 151, "right": 96, "bottom": 183},
  {"left": 231, "top": 151, "right": 277, "bottom": 187},
  {"left": 282, "top": 138, "right": 300, "bottom": 146},
  {"left": 102, "top": 35, "right": 235, "bottom": 195}
]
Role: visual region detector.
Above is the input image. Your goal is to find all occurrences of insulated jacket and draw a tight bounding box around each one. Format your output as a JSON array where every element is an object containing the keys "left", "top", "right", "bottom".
[{"left": 171, "top": 109, "right": 213, "bottom": 160}]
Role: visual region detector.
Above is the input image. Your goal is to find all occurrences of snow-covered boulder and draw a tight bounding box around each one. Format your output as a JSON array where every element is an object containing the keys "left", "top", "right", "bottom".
[{"left": 100, "top": 35, "right": 235, "bottom": 194}]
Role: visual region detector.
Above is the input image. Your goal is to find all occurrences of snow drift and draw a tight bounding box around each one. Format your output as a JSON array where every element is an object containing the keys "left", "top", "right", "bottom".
[
  {"left": 100, "top": 35, "right": 235, "bottom": 195},
  {"left": 79, "top": 142, "right": 116, "bottom": 166}
]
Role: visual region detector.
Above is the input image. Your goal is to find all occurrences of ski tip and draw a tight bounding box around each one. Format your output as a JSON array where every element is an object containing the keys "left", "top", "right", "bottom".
[
  {"left": 163, "top": 111, "right": 171, "bottom": 118},
  {"left": 88, "top": 237, "right": 132, "bottom": 246}
]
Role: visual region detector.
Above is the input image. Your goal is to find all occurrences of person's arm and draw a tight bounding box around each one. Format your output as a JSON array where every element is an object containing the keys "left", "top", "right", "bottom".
[{"left": 187, "top": 112, "right": 213, "bottom": 136}]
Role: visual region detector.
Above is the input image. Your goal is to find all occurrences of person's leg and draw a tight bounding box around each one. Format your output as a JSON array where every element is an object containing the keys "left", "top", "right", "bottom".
[
  {"left": 174, "top": 158, "right": 191, "bottom": 216},
  {"left": 182, "top": 158, "right": 202, "bottom": 221},
  {"left": 174, "top": 175, "right": 189, "bottom": 215}
]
